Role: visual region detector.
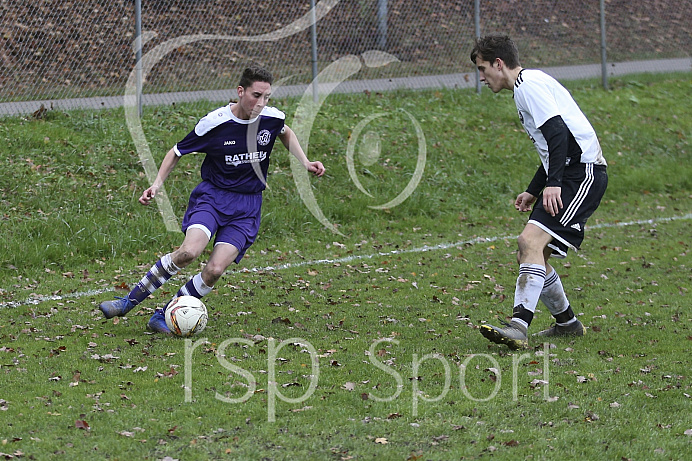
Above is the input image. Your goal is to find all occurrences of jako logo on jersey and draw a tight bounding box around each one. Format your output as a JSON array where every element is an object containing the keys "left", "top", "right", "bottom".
[
  {"left": 257, "top": 129, "right": 271, "bottom": 146},
  {"left": 224, "top": 140, "right": 236, "bottom": 146},
  {"left": 570, "top": 223, "right": 582, "bottom": 231},
  {"left": 225, "top": 151, "right": 267, "bottom": 166}
]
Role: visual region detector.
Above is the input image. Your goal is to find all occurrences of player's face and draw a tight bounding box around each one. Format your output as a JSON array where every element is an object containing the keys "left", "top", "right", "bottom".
[
  {"left": 236, "top": 81, "right": 272, "bottom": 119},
  {"left": 475, "top": 57, "right": 504, "bottom": 93}
]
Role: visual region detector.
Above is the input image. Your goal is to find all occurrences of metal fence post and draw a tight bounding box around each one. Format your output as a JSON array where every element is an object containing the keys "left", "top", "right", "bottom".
[
  {"left": 310, "top": 0, "right": 318, "bottom": 103},
  {"left": 600, "top": 0, "right": 608, "bottom": 90},
  {"left": 135, "top": 0, "right": 143, "bottom": 117},
  {"left": 474, "top": 0, "right": 481, "bottom": 94},
  {"left": 377, "top": 0, "right": 388, "bottom": 49}
]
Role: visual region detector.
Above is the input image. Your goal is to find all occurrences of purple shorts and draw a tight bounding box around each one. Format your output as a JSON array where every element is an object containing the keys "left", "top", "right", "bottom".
[{"left": 181, "top": 181, "right": 263, "bottom": 264}]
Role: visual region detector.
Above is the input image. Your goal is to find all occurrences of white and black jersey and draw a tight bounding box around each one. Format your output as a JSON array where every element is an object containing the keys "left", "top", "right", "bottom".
[
  {"left": 514, "top": 69, "right": 608, "bottom": 256},
  {"left": 514, "top": 69, "right": 606, "bottom": 185}
]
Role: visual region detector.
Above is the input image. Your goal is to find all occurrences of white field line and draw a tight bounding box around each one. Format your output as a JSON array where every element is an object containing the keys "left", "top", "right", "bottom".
[{"left": 2, "top": 213, "right": 690, "bottom": 309}]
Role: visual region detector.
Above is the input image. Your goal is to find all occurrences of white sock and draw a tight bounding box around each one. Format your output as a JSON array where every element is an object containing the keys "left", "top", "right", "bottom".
[
  {"left": 514, "top": 263, "right": 546, "bottom": 314},
  {"left": 176, "top": 273, "right": 213, "bottom": 299},
  {"left": 540, "top": 269, "right": 570, "bottom": 316}
]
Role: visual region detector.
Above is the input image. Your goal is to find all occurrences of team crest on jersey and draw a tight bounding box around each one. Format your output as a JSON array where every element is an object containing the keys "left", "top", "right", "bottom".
[{"left": 257, "top": 129, "right": 271, "bottom": 146}]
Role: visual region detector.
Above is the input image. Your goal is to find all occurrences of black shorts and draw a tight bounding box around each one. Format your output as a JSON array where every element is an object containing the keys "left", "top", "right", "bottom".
[{"left": 528, "top": 163, "right": 607, "bottom": 258}]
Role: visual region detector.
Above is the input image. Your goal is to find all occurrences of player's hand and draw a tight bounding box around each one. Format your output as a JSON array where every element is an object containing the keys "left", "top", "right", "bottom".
[
  {"left": 139, "top": 186, "right": 159, "bottom": 205},
  {"left": 542, "top": 186, "right": 563, "bottom": 216},
  {"left": 307, "top": 161, "right": 325, "bottom": 177},
  {"left": 514, "top": 192, "right": 536, "bottom": 212}
]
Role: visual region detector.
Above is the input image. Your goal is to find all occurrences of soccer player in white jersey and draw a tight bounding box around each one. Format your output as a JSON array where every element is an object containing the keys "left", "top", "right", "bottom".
[
  {"left": 470, "top": 34, "right": 608, "bottom": 349},
  {"left": 99, "top": 66, "right": 325, "bottom": 333}
]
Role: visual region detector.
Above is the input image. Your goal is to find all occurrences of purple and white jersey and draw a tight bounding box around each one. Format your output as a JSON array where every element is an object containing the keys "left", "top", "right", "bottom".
[{"left": 174, "top": 104, "right": 286, "bottom": 193}]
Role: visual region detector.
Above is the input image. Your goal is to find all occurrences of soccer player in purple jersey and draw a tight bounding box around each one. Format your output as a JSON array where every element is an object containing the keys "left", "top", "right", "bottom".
[
  {"left": 99, "top": 66, "right": 325, "bottom": 333},
  {"left": 470, "top": 35, "right": 608, "bottom": 349}
]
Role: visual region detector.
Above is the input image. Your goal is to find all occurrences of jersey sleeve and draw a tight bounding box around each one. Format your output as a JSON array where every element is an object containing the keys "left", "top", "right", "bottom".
[
  {"left": 539, "top": 115, "right": 570, "bottom": 188},
  {"left": 173, "top": 106, "right": 231, "bottom": 156},
  {"left": 173, "top": 129, "right": 211, "bottom": 156},
  {"left": 516, "top": 79, "right": 561, "bottom": 128}
]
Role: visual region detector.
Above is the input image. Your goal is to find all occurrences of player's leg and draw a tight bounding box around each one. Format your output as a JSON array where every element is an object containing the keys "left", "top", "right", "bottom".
[
  {"left": 172, "top": 200, "right": 255, "bottom": 305},
  {"left": 535, "top": 164, "right": 606, "bottom": 336},
  {"left": 99, "top": 228, "right": 210, "bottom": 320},
  {"left": 535, "top": 247, "right": 585, "bottom": 336},
  {"left": 171, "top": 226, "right": 213, "bottom": 268},
  {"left": 150, "top": 242, "right": 245, "bottom": 334},
  {"left": 150, "top": 216, "right": 254, "bottom": 334},
  {"left": 176, "top": 242, "right": 240, "bottom": 299},
  {"left": 149, "top": 189, "right": 262, "bottom": 334},
  {"left": 143, "top": 228, "right": 212, "bottom": 333},
  {"left": 479, "top": 224, "right": 553, "bottom": 349},
  {"left": 174, "top": 189, "right": 260, "bottom": 302}
]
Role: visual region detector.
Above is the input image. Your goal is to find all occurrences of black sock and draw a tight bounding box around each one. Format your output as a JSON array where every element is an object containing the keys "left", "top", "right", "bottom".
[
  {"left": 512, "top": 304, "right": 534, "bottom": 327},
  {"left": 554, "top": 305, "right": 575, "bottom": 324}
]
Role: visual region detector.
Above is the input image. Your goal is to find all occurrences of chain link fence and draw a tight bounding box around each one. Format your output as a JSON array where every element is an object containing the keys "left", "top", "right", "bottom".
[{"left": 1, "top": 0, "right": 690, "bottom": 114}]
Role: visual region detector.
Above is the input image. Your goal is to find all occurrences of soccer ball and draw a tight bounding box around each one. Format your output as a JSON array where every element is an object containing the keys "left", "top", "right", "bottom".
[{"left": 164, "top": 296, "right": 208, "bottom": 337}]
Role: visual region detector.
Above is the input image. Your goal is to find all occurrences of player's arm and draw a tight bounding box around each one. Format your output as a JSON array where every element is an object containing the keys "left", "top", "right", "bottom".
[
  {"left": 278, "top": 124, "right": 325, "bottom": 177},
  {"left": 515, "top": 165, "right": 546, "bottom": 212},
  {"left": 526, "top": 165, "right": 547, "bottom": 197},
  {"left": 538, "top": 115, "right": 570, "bottom": 216},
  {"left": 140, "top": 147, "right": 180, "bottom": 205}
]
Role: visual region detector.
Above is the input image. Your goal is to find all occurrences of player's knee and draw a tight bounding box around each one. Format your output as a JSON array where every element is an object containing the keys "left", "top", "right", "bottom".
[
  {"left": 172, "top": 248, "right": 198, "bottom": 267},
  {"left": 202, "top": 261, "right": 228, "bottom": 285},
  {"left": 517, "top": 234, "right": 531, "bottom": 258}
]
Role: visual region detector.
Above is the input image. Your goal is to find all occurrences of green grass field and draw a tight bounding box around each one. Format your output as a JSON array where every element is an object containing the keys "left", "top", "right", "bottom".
[{"left": 0, "top": 73, "right": 690, "bottom": 460}]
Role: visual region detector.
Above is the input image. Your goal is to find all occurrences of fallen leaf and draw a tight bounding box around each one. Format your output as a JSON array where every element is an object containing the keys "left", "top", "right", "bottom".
[
  {"left": 374, "top": 437, "right": 388, "bottom": 444},
  {"left": 271, "top": 317, "right": 291, "bottom": 325},
  {"left": 115, "top": 282, "right": 129, "bottom": 290},
  {"left": 75, "top": 420, "right": 89, "bottom": 430}
]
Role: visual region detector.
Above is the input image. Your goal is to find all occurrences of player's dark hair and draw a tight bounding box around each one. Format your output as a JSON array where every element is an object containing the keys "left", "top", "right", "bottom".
[
  {"left": 470, "top": 34, "right": 521, "bottom": 69},
  {"left": 238, "top": 65, "right": 274, "bottom": 88}
]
